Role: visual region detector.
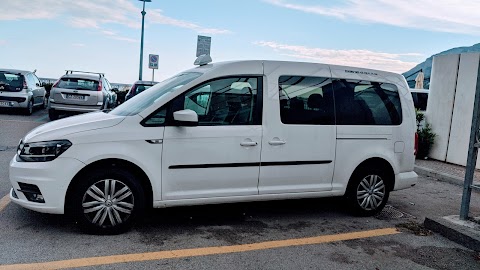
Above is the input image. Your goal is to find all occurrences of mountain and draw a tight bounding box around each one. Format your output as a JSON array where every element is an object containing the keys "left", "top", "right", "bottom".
[{"left": 402, "top": 43, "right": 480, "bottom": 89}]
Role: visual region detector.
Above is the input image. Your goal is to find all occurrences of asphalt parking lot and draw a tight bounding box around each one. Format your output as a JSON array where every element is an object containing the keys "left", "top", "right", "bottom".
[{"left": 1, "top": 108, "right": 480, "bottom": 269}]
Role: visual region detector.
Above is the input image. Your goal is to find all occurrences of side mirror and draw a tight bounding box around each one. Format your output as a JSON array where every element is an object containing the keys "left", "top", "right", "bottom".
[{"left": 173, "top": 109, "right": 198, "bottom": 126}]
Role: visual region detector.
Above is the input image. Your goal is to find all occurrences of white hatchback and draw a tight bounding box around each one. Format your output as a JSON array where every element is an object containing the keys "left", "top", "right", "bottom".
[{"left": 10, "top": 60, "right": 418, "bottom": 234}]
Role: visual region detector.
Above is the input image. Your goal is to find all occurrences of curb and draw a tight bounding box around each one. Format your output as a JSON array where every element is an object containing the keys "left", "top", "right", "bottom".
[
  {"left": 414, "top": 165, "right": 465, "bottom": 186},
  {"left": 424, "top": 216, "right": 480, "bottom": 252}
]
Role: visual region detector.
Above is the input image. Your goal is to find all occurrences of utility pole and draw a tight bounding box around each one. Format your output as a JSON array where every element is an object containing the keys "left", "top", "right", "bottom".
[{"left": 138, "top": 0, "right": 152, "bottom": 80}]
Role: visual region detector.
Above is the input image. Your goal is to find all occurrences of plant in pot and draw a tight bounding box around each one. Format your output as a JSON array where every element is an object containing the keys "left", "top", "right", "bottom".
[{"left": 416, "top": 110, "right": 436, "bottom": 159}]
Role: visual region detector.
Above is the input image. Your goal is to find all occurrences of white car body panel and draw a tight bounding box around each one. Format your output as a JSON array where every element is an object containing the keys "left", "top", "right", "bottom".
[
  {"left": 162, "top": 125, "right": 262, "bottom": 200},
  {"left": 23, "top": 111, "right": 125, "bottom": 142}
]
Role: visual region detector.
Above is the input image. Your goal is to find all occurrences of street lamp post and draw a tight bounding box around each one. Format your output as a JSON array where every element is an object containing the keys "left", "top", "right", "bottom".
[{"left": 138, "top": 0, "right": 151, "bottom": 80}]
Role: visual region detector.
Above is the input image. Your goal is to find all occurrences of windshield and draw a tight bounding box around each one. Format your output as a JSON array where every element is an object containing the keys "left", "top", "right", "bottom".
[{"left": 110, "top": 72, "right": 202, "bottom": 116}]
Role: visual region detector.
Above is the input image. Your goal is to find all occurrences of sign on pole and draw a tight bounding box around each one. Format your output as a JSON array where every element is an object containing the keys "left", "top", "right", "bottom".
[
  {"left": 148, "top": 54, "right": 159, "bottom": 69},
  {"left": 196, "top": 35, "right": 211, "bottom": 57}
]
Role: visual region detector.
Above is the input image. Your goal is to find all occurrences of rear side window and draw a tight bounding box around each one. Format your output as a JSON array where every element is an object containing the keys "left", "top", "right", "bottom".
[
  {"left": 412, "top": 92, "right": 428, "bottom": 111},
  {"left": 279, "top": 76, "right": 335, "bottom": 125},
  {"left": 57, "top": 78, "right": 99, "bottom": 91},
  {"left": 333, "top": 79, "right": 402, "bottom": 125},
  {"left": 134, "top": 84, "right": 153, "bottom": 95},
  {"left": 32, "top": 74, "right": 41, "bottom": 86}
]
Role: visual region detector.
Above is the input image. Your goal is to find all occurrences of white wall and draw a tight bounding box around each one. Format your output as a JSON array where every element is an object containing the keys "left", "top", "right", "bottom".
[
  {"left": 426, "top": 54, "right": 460, "bottom": 161},
  {"left": 446, "top": 53, "right": 480, "bottom": 168}
]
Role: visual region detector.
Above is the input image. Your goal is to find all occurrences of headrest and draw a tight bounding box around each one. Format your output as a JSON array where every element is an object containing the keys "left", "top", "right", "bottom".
[{"left": 307, "top": 94, "right": 323, "bottom": 109}]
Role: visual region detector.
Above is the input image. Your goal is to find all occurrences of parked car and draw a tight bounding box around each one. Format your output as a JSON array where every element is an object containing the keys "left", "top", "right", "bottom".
[
  {"left": 410, "top": 88, "right": 428, "bottom": 112},
  {"left": 48, "top": 70, "right": 116, "bottom": 120},
  {"left": 10, "top": 60, "right": 417, "bottom": 234},
  {"left": 0, "top": 69, "right": 46, "bottom": 115},
  {"left": 125, "top": 80, "right": 158, "bottom": 101}
]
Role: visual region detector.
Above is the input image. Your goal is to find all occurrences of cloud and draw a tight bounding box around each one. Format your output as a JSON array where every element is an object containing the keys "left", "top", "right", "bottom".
[
  {"left": 0, "top": 40, "right": 6, "bottom": 46},
  {"left": 264, "top": 0, "right": 480, "bottom": 35},
  {"left": 101, "top": 30, "right": 138, "bottom": 43},
  {"left": 72, "top": 43, "right": 86, "bottom": 47},
  {"left": 69, "top": 18, "right": 100, "bottom": 29},
  {"left": 148, "top": 9, "right": 232, "bottom": 35},
  {"left": 255, "top": 41, "right": 420, "bottom": 73},
  {"left": 0, "top": 0, "right": 230, "bottom": 35},
  {"left": 0, "top": 0, "right": 57, "bottom": 20}
]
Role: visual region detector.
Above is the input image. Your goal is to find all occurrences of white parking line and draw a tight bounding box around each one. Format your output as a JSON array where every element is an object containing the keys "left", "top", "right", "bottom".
[
  {"left": 0, "top": 119, "right": 43, "bottom": 124},
  {"left": 0, "top": 194, "right": 10, "bottom": 212}
]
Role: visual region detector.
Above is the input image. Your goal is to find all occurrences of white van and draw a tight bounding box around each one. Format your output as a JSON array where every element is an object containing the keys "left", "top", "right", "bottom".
[{"left": 10, "top": 60, "right": 418, "bottom": 234}]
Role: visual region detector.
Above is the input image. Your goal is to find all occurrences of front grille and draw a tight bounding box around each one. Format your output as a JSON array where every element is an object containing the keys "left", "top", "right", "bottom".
[{"left": 0, "top": 96, "right": 26, "bottom": 103}]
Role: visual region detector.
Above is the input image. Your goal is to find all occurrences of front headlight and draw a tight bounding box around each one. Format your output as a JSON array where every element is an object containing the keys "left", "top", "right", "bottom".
[{"left": 17, "top": 140, "right": 72, "bottom": 162}]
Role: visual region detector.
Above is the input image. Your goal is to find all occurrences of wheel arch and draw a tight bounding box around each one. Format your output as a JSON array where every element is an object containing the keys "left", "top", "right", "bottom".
[
  {"left": 347, "top": 157, "right": 396, "bottom": 192},
  {"left": 65, "top": 158, "right": 153, "bottom": 212}
]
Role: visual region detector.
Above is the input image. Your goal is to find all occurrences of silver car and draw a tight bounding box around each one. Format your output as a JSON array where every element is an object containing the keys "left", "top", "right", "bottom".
[
  {"left": 0, "top": 69, "right": 46, "bottom": 115},
  {"left": 48, "top": 70, "right": 116, "bottom": 120}
]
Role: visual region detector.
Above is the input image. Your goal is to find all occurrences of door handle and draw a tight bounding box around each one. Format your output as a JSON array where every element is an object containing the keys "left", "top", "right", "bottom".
[
  {"left": 269, "top": 140, "right": 286, "bottom": 146},
  {"left": 240, "top": 141, "right": 258, "bottom": 147}
]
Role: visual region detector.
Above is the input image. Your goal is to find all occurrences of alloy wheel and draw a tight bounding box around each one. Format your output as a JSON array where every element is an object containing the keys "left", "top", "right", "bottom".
[
  {"left": 82, "top": 179, "right": 135, "bottom": 227},
  {"left": 356, "top": 174, "right": 386, "bottom": 211}
]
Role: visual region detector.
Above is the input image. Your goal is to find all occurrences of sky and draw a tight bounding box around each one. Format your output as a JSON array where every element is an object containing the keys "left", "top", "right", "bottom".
[{"left": 1, "top": 0, "right": 480, "bottom": 84}]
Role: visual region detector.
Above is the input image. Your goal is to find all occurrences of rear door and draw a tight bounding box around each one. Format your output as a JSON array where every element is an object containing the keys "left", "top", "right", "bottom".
[
  {"left": 259, "top": 62, "right": 336, "bottom": 194},
  {"left": 31, "top": 74, "right": 44, "bottom": 105},
  {"left": 25, "top": 74, "right": 36, "bottom": 102},
  {"left": 53, "top": 77, "right": 100, "bottom": 106}
]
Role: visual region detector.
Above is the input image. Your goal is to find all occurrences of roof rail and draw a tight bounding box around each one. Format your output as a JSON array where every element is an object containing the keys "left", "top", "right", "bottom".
[{"left": 65, "top": 70, "right": 104, "bottom": 77}]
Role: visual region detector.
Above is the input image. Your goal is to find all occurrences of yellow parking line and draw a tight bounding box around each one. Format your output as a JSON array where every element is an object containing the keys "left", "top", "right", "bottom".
[
  {"left": 0, "top": 194, "right": 10, "bottom": 212},
  {"left": 0, "top": 227, "right": 399, "bottom": 270}
]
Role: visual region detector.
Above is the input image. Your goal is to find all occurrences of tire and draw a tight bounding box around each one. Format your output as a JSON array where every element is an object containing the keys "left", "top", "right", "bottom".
[
  {"left": 345, "top": 167, "right": 390, "bottom": 216},
  {"left": 24, "top": 99, "right": 34, "bottom": 115},
  {"left": 69, "top": 168, "right": 145, "bottom": 234},
  {"left": 41, "top": 97, "right": 47, "bottom": 109},
  {"left": 48, "top": 109, "right": 58, "bottom": 121}
]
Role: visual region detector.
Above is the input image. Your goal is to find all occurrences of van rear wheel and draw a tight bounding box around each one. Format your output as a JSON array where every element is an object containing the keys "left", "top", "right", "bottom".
[
  {"left": 70, "top": 169, "right": 145, "bottom": 234},
  {"left": 346, "top": 168, "right": 390, "bottom": 216}
]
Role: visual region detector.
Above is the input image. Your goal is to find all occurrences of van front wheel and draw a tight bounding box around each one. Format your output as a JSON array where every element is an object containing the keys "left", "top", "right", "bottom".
[
  {"left": 346, "top": 168, "right": 390, "bottom": 216},
  {"left": 70, "top": 169, "right": 145, "bottom": 234}
]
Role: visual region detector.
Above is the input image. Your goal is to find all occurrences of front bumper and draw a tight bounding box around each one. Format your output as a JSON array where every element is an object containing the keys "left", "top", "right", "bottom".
[
  {"left": 394, "top": 171, "right": 418, "bottom": 191},
  {"left": 9, "top": 155, "right": 85, "bottom": 214}
]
